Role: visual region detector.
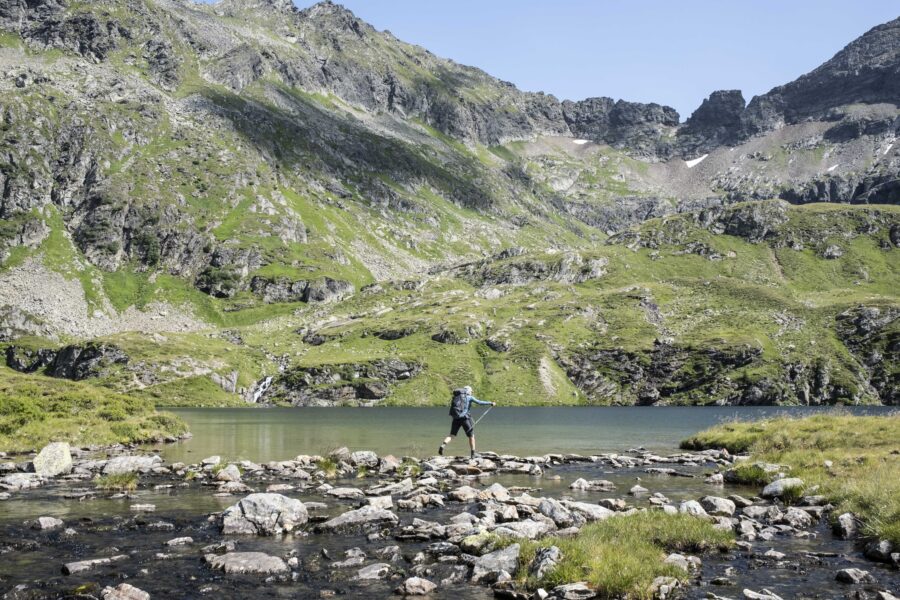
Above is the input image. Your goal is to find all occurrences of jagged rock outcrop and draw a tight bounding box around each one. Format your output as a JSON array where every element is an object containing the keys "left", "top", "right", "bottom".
[
  {"left": 447, "top": 251, "right": 608, "bottom": 287},
  {"left": 676, "top": 90, "right": 746, "bottom": 156},
  {"left": 5, "top": 343, "right": 128, "bottom": 380},
  {"left": 836, "top": 306, "right": 899, "bottom": 404},
  {"left": 265, "top": 359, "right": 421, "bottom": 406},
  {"left": 249, "top": 276, "right": 354, "bottom": 304},
  {"left": 558, "top": 340, "right": 761, "bottom": 405},
  {"left": 562, "top": 97, "right": 680, "bottom": 158}
]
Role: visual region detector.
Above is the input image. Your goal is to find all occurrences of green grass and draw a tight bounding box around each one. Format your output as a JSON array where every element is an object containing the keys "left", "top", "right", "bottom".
[
  {"left": 514, "top": 512, "right": 733, "bottom": 599},
  {"left": 0, "top": 367, "right": 187, "bottom": 452},
  {"left": 95, "top": 472, "right": 139, "bottom": 491},
  {"left": 682, "top": 414, "right": 900, "bottom": 544}
]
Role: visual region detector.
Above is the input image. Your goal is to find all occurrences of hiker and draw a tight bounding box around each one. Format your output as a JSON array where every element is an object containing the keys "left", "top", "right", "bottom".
[{"left": 438, "top": 385, "right": 495, "bottom": 459}]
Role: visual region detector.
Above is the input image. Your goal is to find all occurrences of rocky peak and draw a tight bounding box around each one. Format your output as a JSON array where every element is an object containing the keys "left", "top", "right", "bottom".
[
  {"left": 562, "top": 97, "right": 680, "bottom": 158},
  {"left": 676, "top": 89, "right": 746, "bottom": 155},
  {"left": 298, "top": 0, "right": 371, "bottom": 37},
  {"left": 213, "top": 0, "right": 298, "bottom": 15}
]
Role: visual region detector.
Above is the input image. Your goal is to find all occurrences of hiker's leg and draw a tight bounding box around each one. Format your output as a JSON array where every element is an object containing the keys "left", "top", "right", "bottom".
[{"left": 468, "top": 435, "right": 476, "bottom": 453}]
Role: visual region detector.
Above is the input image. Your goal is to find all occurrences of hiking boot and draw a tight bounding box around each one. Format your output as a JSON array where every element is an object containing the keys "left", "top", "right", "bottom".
[{"left": 438, "top": 446, "right": 444, "bottom": 456}]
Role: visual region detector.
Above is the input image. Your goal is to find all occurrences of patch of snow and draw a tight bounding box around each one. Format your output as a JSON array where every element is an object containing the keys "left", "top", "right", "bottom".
[
  {"left": 572, "top": 139, "right": 590, "bottom": 145},
  {"left": 684, "top": 154, "right": 708, "bottom": 169},
  {"left": 827, "top": 164, "right": 839, "bottom": 172},
  {"left": 884, "top": 143, "right": 894, "bottom": 156}
]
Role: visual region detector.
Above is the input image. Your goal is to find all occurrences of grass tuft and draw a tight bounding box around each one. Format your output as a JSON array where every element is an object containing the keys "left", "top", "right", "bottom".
[
  {"left": 515, "top": 512, "right": 733, "bottom": 599},
  {"left": 95, "top": 472, "right": 138, "bottom": 491}
]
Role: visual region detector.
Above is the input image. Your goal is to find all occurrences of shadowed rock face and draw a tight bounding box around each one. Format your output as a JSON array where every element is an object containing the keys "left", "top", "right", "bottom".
[{"left": 677, "top": 90, "right": 746, "bottom": 156}]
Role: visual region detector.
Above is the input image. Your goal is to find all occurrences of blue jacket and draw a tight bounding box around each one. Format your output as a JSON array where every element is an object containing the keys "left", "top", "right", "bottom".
[{"left": 459, "top": 394, "right": 491, "bottom": 418}]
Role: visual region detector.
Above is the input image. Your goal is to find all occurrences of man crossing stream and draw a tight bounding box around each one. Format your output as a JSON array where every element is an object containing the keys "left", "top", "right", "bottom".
[{"left": 438, "top": 385, "right": 495, "bottom": 459}]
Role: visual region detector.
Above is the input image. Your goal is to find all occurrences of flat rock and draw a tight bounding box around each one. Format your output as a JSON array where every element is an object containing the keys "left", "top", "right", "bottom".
[
  {"left": 491, "top": 519, "right": 554, "bottom": 540},
  {"left": 205, "top": 551, "right": 288, "bottom": 575},
  {"left": 103, "top": 455, "right": 162, "bottom": 475},
  {"left": 63, "top": 555, "right": 128, "bottom": 575},
  {"left": 0, "top": 472, "right": 44, "bottom": 491},
  {"left": 33, "top": 442, "right": 72, "bottom": 477},
  {"left": 100, "top": 584, "right": 150, "bottom": 600},
  {"left": 325, "top": 487, "right": 365, "bottom": 499},
  {"left": 357, "top": 562, "right": 391, "bottom": 580},
  {"left": 317, "top": 505, "right": 399, "bottom": 532},
  {"left": 549, "top": 582, "right": 597, "bottom": 599},
  {"left": 221, "top": 493, "right": 308, "bottom": 535},
  {"left": 562, "top": 501, "right": 614, "bottom": 522}
]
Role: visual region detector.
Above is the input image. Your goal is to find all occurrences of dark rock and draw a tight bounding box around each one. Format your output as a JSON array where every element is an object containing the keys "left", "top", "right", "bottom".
[
  {"left": 45, "top": 343, "right": 129, "bottom": 380},
  {"left": 677, "top": 90, "right": 746, "bottom": 156}
]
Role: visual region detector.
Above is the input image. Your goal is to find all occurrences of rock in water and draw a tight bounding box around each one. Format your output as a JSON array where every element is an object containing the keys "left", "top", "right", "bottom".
[
  {"left": 356, "top": 563, "right": 391, "bottom": 580},
  {"left": 100, "top": 584, "right": 151, "bottom": 600},
  {"left": 833, "top": 512, "right": 857, "bottom": 539},
  {"left": 548, "top": 582, "right": 597, "bottom": 599},
  {"left": 394, "top": 576, "right": 437, "bottom": 595},
  {"left": 316, "top": 505, "right": 399, "bottom": 532},
  {"left": 103, "top": 455, "right": 162, "bottom": 475},
  {"left": 835, "top": 568, "right": 874, "bottom": 584},
  {"left": 32, "top": 516, "right": 64, "bottom": 530},
  {"left": 205, "top": 552, "right": 289, "bottom": 574},
  {"left": 221, "top": 493, "right": 308, "bottom": 535},
  {"left": 471, "top": 543, "right": 520, "bottom": 583},
  {"left": 32, "top": 442, "right": 72, "bottom": 477}
]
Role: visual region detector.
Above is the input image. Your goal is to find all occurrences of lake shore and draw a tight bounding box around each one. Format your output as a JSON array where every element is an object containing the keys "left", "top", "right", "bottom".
[{"left": 1, "top": 414, "right": 898, "bottom": 599}]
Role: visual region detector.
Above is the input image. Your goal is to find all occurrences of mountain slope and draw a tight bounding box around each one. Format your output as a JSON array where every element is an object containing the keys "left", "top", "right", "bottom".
[{"left": 0, "top": 1, "right": 898, "bottom": 407}]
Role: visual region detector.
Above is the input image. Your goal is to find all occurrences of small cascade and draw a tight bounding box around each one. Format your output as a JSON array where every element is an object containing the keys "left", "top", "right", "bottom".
[{"left": 250, "top": 376, "right": 274, "bottom": 404}]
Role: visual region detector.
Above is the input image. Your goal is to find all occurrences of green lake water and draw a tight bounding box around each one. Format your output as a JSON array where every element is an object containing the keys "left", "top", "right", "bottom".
[{"left": 159, "top": 405, "right": 896, "bottom": 463}]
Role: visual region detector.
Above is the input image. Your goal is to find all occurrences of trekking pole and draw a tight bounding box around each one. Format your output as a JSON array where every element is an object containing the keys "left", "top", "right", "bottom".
[{"left": 473, "top": 405, "right": 493, "bottom": 426}]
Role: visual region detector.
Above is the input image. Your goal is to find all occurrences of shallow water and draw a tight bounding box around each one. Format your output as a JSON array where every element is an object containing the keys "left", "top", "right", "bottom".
[{"left": 160, "top": 405, "right": 896, "bottom": 463}]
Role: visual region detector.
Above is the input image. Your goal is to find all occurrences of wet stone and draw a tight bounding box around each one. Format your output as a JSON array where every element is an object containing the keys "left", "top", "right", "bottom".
[
  {"left": 205, "top": 551, "right": 289, "bottom": 575},
  {"left": 100, "top": 583, "right": 150, "bottom": 600}
]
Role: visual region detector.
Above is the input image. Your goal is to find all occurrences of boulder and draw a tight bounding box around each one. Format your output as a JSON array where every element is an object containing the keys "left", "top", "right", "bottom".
[
  {"left": 472, "top": 543, "right": 520, "bottom": 583},
  {"left": 394, "top": 576, "right": 437, "bottom": 596},
  {"left": 205, "top": 552, "right": 289, "bottom": 575},
  {"left": 100, "top": 584, "right": 150, "bottom": 600},
  {"left": 103, "top": 455, "right": 162, "bottom": 475},
  {"left": 562, "top": 501, "right": 614, "bottom": 522},
  {"left": 835, "top": 568, "right": 874, "bottom": 584},
  {"left": 32, "top": 442, "right": 72, "bottom": 477},
  {"left": 491, "top": 519, "right": 554, "bottom": 540},
  {"left": 760, "top": 478, "right": 804, "bottom": 499},
  {"left": 215, "top": 464, "right": 242, "bottom": 483},
  {"left": 221, "top": 493, "right": 308, "bottom": 535},
  {"left": 538, "top": 498, "right": 576, "bottom": 528},
  {"left": 325, "top": 487, "right": 365, "bottom": 500},
  {"left": 833, "top": 512, "right": 857, "bottom": 539},
  {"left": 780, "top": 507, "right": 813, "bottom": 529},
  {"left": 350, "top": 450, "right": 379, "bottom": 467},
  {"left": 678, "top": 500, "right": 708, "bottom": 517},
  {"left": 32, "top": 516, "right": 64, "bottom": 530},
  {"left": 864, "top": 539, "right": 895, "bottom": 563},
  {"left": 743, "top": 590, "right": 784, "bottom": 600},
  {"left": 317, "top": 505, "right": 399, "bottom": 532},
  {"left": 700, "top": 496, "right": 736, "bottom": 516}
]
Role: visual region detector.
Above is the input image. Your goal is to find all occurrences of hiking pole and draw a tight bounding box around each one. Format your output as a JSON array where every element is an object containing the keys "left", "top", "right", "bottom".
[{"left": 473, "top": 405, "right": 493, "bottom": 426}]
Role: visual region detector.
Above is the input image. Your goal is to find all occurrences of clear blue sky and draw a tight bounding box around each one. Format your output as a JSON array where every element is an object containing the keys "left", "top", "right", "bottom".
[{"left": 283, "top": 1, "right": 897, "bottom": 120}]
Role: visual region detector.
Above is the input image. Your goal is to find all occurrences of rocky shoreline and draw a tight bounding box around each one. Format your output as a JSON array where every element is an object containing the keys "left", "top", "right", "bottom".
[{"left": 1, "top": 442, "right": 898, "bottom": 599}]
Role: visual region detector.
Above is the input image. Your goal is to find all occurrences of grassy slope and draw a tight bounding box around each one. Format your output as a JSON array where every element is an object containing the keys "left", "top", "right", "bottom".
[
  {"left": 0, "top": 367, "right": 187, "bottom": 452},
  {"left": 682, "top": 413, "right": 900, "bottom": 544}
]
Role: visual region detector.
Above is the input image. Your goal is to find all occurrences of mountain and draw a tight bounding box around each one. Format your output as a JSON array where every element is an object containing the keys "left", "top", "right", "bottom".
[{"left": 0, "top": 1, "right": 897, "bottom": 407}]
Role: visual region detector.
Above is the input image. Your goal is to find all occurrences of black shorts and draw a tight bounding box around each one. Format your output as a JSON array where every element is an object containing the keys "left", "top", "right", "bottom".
[{"left": 450, "top": 416, "right": 474, "bottom": 437}]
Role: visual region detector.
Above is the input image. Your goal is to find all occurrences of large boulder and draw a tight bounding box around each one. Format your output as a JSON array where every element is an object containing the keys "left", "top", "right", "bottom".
[
  {"left": 699, "top": 495, "right": 736, "bottom": 516},
  {"left": 221, "top": 493, "right": 308, "bottom": 535},
  {"left": 394, "top": 576, "right": 437, "bottom": 596},
  {"left": 205, "top": 552, "right": 288, "bottom": 575},
  {"left": 32, "top": 442, "right": 72, "bottom": 477}
]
